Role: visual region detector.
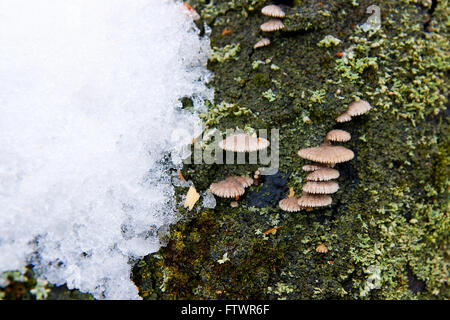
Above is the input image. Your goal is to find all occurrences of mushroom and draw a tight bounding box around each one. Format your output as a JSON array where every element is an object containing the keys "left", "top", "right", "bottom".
[
  {"left": 316, "top": 243, "right": 328, "bottom": 253},
  {"left": 336, "top": 112, "right": 352, "bottom": 123},
  {"left": 219, "top": 133, "right": 270, "bottom": 152},
  {"left": 302, "top": 163, "right": 331, "bottom": 172},
  {"left": 253, "top": 38, "right": 271, "bottom": 49},
  {"left": 298, "top": 142, "right": 354, "bottom": 164},
  {"left": 306, "top": 168, "right": 340, "bottom": 181},
  {"left": 336, "top": 99, "right": 371, "bottom": 122},
  {"left": 260, "top": 19, "right": 285, "bottom": 32},
  {"left": 229, "top": 175, "right": 254, "bottom": 188},
  {"left": 302, "top": 181, "right": 339, "bottom": 194},
  {"left": 279, "top": 188, "right": 303, "bottom": 212},
  {"left": 297, "top": 193, "right": 332, "bottom": 207},
  {"left": 325, "top": 129, "right": 351, "bottom": 143},
  {"left": 209, "top": 177, "right": 245, "bottom": 198},
  {"left": 261, "top": 4, "right": 285, "bottom": 18},
  {"left": 347, "top": 99, "right": 371, "bottom": 116},
  {"left": 279, "top": 196, "right": 303, "bottom": 212}
]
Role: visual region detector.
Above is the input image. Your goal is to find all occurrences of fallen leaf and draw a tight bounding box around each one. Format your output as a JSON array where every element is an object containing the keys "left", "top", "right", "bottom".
[
  {"left": 264, "top": 226, "right": 283, "bottom": 235},
  {"left": 184, "top": 185, "right": 200, "bottom": 211}
]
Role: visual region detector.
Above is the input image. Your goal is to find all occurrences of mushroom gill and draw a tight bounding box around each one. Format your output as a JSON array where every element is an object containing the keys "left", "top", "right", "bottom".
[
  {"left": 325, "top": 129, "right": 351, "bottom": 143},
  {"left": 336, "top": 112, "right": 352, "bottom": 123},
  {"left": 209, "top": 177, "right": 245, "bottom": 198},
  {"left": 261, "top": 4, "right": 286, "bottom": 18},
  {"left": 260, "top": 19, "right": 285, "bottom": 32},
  {"left": 279, "top": 196, "right": 303, "bottom": 212},
  {"left": 302, "top": 181, "right": 339, "bottom": 194},
  {"left": 306, "top": 168, "right": 340, "bottom": 181},
  {"left": 229, "top": 176, "right": 254, "bottom": 188},
  {"left": 253, "top": 38, "right": 271, "bottom": 49},
  {"left": 298, "top": 142, "right": 354, "bottom": 164},
  {"left": 347, "top": 99, "right": 371, "bottom": 116},
  {"left": 297, "top": 193, "right": 332, "bottom": 207}
]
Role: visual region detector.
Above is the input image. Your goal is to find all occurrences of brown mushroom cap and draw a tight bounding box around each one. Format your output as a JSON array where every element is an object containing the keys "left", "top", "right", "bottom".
[
  {"left": 297, "top": 193, "right": 332, "bottom": 207},
  {"left": 298, "top": 143, "right": 354, "bottom": 164},
  {"left": 229, "top": 176, "right": 254, "bottom": 188},
  {"left": 260, "top": 19, "right": 285, "bottom": 32},
  {"left": 279, "top": 196, "right": 303, "bottom": 212},
  {"left": 306, "top": 168, "right": 340, "bottom": 181},
  {"left": 302, "top": 163, "right": 330, "bottom": 172},
  {"left": 316, "top": 243, "right": 328, "bottom": 253},
  {"left": 347, "top": 99, "right": 371, "bottom": 116},
  {"left": 209, "top": 177, "right": 245, "bottom": 198},
  {"left": 302, "top": 181, "right": 339, "bottom": 194},
  {"left": 261, "top": 4, "right": 285, "bottom": 18},
  {"left": 219, "top": 133, "right": 270, "bottom": 152},
  {"left": 253, "top": 38, "right": 271, "bottom": 49},
  {"left": 325, "top": 129, "right": 351, "bottom": 142},
  {"left": 336, "top": 112, "right": 352, "bottom": 123}
]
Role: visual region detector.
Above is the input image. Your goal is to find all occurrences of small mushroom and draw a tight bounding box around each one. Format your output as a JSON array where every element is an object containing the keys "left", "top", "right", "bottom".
[
  {"left": 302, "top": 181, "right": 339, "bottom": 194},
  {"left": 279, "top": 188, "right": 303, "bottom": 212},
  {"left": 325, "top": 129, "right": 351, "bottom": 142},
  {"left": 219, "top": 133, "right": 270, "bottom": 152},
  {"left": 347, "top": 99, "right": 371, "bottom": 116},
  {"left": 302, "top": 163, "right": 330, "bottom": 172},
  {"left": 297, "top": 193, "right": 332, "bottom": 207},
  {"left": 336, "top": 112, "right": 352, "bottom": 123},
  {"left": 261, "top": 4, "right": 285, "bottom": 18},
  {"left": 306, "top": 168, "right": 340, "bottom": 181},
  {"left": 316, "top": 243, "right": 328, "bottom": 253},
  {"left": 253, "top": 38, "right": 271, "bottom": 49},
  {"left": 260, "top": 19, "right": 285, "bottom": 32},
  {"left": 298, "top": 142, "right": 354, "bottom": 164},
  {"left": 209, "top": 177, "right": 245, "bottom": 198},
  {"left": 279, "top": 196, "right": 303, "bottom": 212},
  {"left": 229, "top": 176, "right": 254, "bottom": 188}
]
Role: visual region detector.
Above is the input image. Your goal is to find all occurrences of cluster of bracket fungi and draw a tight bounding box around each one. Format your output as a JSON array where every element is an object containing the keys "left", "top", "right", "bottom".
[
  {"left": 209, "top": 133, "right": 270, "bottom": 201},
  {"left": 206, "top": 4, "right": 372, "bottom": 210},
  {"left": 254, "top": 4, "right": 287, "bottom": 49},
  {"left": 207, "top": 99, "right": 370, "bottom": 211},
  {"left": 279, "top": 99, "right": 371, "bottom": 212}
]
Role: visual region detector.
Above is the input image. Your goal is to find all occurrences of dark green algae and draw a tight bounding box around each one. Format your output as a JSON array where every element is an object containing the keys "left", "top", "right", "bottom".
[
  {"left": 3, "top": 0, "right": 448, "bottom": 300},
  {"left": 132, "top": 0, "right": 449, "bottom": 300}
]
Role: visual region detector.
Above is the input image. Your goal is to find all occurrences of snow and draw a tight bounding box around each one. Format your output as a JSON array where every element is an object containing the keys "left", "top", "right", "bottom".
[{"left": 0, "top": 0, "right": 212, "bottom": 299}]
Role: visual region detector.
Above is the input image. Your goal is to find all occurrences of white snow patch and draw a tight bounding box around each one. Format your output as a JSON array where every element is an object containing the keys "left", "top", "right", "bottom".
[{"left": 0, "top": 0, "right": 212, "bottom": 299}]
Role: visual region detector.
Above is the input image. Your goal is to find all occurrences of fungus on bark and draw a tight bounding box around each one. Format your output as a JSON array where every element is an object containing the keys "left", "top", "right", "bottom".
[
  {"left": 325, "top": 129, "right": 351, "bottom": 143},
  {"left": 302, "top": 181, "right": 339, "bottom": 194},
  {"left": 297, "top": 193, "right": 332, "bottom": 207},
  {"left": 306, "top": 168, "right": 340, "bottom": 181},
  {"left": 316, "top": 243, "right": 328, "bottom": 253},
  {"left": 253, "top": 38, "right": 271, "bottom": 49},
  {"left": 260, "top": 19, "right": 285, "bottom": 32},
  {"left": 279, "top": 188, "right": 303, "bottom": 212},
  {"left": 209, "top": 176, "right": 253, "bottom": 198},
  {"left": 298, "top": 142, "right": 354, "bottom": 164},
  {"left": 261, "top": 4, "right": 286, "bottom": 18}
]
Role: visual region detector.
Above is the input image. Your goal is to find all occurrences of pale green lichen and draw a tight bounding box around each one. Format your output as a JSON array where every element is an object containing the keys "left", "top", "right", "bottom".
[
  {"left": 262, "top": 89, "right": 276, "bottom": 102},
  {"left": 317, "top": 35, "right": 342, "bottom": 47},
  {"left": 210, "top": 43, "right": 240, "bottom": 63}
]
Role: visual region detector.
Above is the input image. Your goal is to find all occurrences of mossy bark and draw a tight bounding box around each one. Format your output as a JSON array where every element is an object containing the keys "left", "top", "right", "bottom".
[{"left": 135, "top": 0, "right": 450, "bottom": 300}]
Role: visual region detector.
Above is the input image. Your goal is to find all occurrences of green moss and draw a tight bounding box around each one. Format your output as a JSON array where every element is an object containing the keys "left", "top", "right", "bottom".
[{"left": 133, "top": 0, "right": 449, "bottom": 300}]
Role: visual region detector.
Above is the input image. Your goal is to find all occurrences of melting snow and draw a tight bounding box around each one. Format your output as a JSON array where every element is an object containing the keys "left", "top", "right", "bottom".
[{"left": 0, "top": 0, "right": 212, "bottom": 299}]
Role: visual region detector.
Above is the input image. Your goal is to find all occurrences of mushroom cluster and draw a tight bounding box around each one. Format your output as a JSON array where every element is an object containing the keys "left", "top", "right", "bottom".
[
  {"left": 279, "top": 99, "right": 371, "bottom": 212},
  {"left": 254, "top": 4, "right": 286, "bottom": 49},
  {"left": 209, "top": 133, "right": 270, "bottom": 202}
]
